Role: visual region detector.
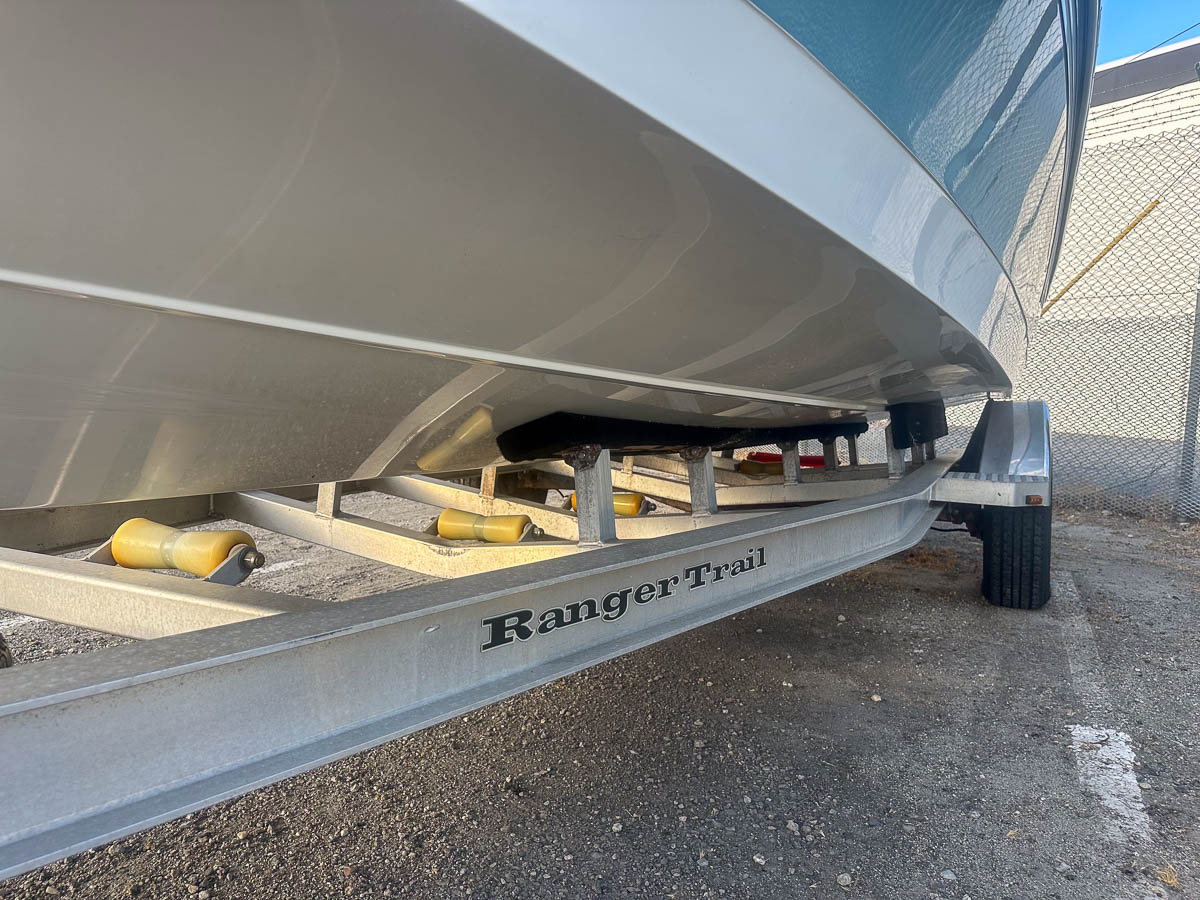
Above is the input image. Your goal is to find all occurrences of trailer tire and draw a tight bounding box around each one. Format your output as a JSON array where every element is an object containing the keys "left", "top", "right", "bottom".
[
  {"left": 981, "top": 506, "right": 1051, "bottom": 610},
  {"left": 0, "top": 633, "right": 13, "bottom": 669}
]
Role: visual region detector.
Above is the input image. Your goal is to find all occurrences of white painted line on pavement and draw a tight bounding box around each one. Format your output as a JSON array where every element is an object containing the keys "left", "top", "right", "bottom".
[
  {"left": 259, "top": 559, "right": 305, "bottom": 575},
  {"left": 1067, "top": 724, "right": 1151, "bottom": 842},
  {"left": 1054, "top": 574, "right": 1152, "bottom": 845},
  {"left": 0, "top": 613, "right": 41, "bottom": 629}
]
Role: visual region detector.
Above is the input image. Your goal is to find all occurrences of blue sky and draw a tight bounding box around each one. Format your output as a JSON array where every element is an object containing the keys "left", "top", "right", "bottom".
[{"left": 1097, "top": 0, "right": 1200, "bottom": 63}]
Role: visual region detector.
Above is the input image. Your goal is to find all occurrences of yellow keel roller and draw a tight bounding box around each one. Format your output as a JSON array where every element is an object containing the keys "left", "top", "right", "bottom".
[
  {"left": 569, "top": 492, "right": 647, "bottom": 517},
  {"left": 737, "top": 459, "right": 783, "bottom": 476},
  {"left": 111, "top": 518, "right": 259, "bottom": 578},
  {"left": 437, "top": 509, "right": 532, "bottom": 543},
  {"left": 417, "top": 407, "right": 493, "bottom": 472}
]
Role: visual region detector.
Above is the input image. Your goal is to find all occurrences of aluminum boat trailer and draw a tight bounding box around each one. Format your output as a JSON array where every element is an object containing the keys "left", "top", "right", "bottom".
[{"left": 0, "top": 400, "right": 1051, "bottom": 879}]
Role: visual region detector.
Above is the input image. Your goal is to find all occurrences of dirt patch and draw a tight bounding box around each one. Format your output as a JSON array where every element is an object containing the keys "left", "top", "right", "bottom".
[{"left": 902, "top": 545, "right": 959, "bottom": 571}]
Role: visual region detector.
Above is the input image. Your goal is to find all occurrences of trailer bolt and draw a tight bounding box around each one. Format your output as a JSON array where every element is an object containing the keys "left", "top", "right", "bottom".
[
  {"left": 241, "top": 549, "right": 266, "bottom": 569},
  {"left": 562, "top": 444, "right": 603, "bottom": 470}
]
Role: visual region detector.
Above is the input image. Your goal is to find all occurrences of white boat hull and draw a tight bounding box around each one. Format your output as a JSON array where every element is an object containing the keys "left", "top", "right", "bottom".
[{"left": 0, "top": 0, "right": 1096, "bottom": 508}]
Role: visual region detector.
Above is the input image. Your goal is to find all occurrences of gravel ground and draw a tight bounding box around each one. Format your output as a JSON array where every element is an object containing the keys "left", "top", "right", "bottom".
[{"left": 1, "top": 495, "right": 1196, "bottom": 900}]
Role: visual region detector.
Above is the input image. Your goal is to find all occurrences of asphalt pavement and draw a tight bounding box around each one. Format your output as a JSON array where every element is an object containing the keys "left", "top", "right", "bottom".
[{"left": 1, "top": 495, "right": 1195, "bottom": 900}]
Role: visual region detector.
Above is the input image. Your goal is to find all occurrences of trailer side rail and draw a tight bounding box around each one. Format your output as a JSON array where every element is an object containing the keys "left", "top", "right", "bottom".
[{"left": 0, "top": 400, "right": 1053, "bottom": 879}]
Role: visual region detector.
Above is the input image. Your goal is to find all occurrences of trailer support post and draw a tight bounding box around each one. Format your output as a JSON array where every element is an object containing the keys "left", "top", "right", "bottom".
[
  {"left": 822, "top": 438, "right": 838, "bottom": 470},
  {"left": 564, "top": 446, "right": 617, "bottom": 544},
  {"left": 780, "top": 441, "right": 800, "bottom": 484},
  {"left": 681, "top": 447, "right": 719, "bottom": 516},
  {"left": 885, "top": 425, "right": 906, "bottom": 480},
  {"left": 316, "top": 483, "right": 343, "bottom": 519}
]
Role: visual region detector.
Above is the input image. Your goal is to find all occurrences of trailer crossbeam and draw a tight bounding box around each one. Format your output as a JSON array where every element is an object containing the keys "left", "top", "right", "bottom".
[{"left": 213, "top": 490, "right": 582, "bottom": 577}]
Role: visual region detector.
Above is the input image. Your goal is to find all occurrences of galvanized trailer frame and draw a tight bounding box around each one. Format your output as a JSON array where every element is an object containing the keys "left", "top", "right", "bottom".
[{"left": 0, "top": 401, "right": 1050, "bottom": 879}]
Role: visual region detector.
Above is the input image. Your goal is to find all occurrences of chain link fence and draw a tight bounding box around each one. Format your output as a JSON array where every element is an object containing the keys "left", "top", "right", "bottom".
[
  {"left": 941, "top": 121, "right": 1200, "bottom": 520},
  {"left": 1006, "top": 118, "right": 1200, "bottom": 520},
  {"left": 747, "top": 112, "right": 1200, "bottom": 521}
]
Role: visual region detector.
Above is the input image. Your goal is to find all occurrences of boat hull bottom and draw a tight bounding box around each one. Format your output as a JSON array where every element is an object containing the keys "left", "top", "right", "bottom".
[{"left": 1, "top": 280, "right": 1003, "bottom": 511}]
